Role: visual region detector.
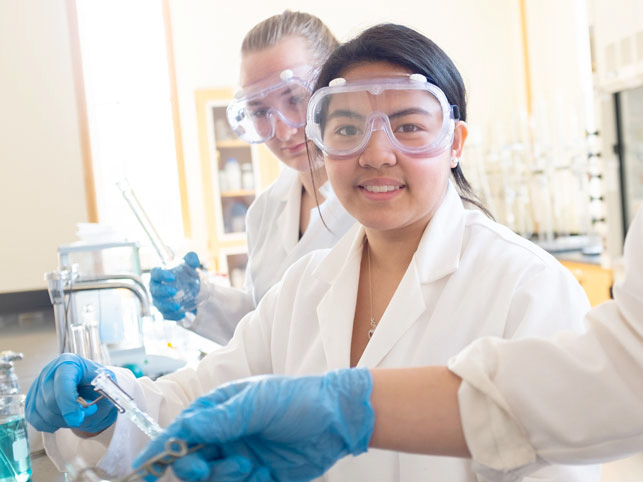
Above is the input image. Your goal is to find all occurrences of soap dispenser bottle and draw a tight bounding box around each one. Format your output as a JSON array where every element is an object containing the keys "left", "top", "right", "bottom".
[{"left": 0, "top": 351, "right": 32, "bottom": 482}]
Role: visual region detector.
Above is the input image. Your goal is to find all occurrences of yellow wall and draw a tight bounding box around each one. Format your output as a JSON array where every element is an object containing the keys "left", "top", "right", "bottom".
[{"left": 0, "top": 1, "right": 88, "bottom": 292}]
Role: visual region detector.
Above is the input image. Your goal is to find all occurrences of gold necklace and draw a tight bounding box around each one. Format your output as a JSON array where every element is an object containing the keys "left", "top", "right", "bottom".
[{"left": 367, "top": 240, "right": 378, "bottom": 339}]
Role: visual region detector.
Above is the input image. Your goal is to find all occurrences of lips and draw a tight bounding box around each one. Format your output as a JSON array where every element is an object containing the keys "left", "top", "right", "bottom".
[
  {"left": 363, "top": 185, "right": 402, "bottom": 193},
  {"left": 358, "top": 179, "right": 406, "bottom": 199},
  {"left": 283, "top": 142, "right": 306, "bottom": 154},
  {"left": 359, "top": 179, "right": 405, "bottom": 191}
]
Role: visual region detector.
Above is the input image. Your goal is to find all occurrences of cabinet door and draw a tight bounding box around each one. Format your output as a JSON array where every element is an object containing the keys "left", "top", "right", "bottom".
[
  {"left": 560, "top": 260, "right": 613, "bottom": 306},
  {"left": 196, "top": 88, "right": 280, "bottom": 275}
]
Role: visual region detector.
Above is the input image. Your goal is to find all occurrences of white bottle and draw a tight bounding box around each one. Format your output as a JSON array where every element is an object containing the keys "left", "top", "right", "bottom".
[
  {"left": 224, "top": 158, "right": 241, "bottom": 191},
  {"left": 241, "top": 163, "right": 254, "bottom": 190}
]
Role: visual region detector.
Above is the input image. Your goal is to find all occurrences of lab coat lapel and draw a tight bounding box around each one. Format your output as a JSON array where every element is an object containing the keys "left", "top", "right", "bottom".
[
  {"left": 357, "top": 261, "right": 426, "bottom": 368},
  {"left": 358, "top": 184, "right": 466, "bottom": 367},
  {"left": 275, "top": 169, "right": 301, "bottom": 254},
  {"left": 315, "top": 224, "right": 365, "bottom": 370}
]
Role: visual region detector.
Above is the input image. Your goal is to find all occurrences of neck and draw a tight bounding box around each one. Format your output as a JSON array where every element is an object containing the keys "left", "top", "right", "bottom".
[
  {"left": 299, "top": 165, "right": 327, "bottom": 201},
  {"left": 364, "top": 221, "right": 428, "bottom": 274}
]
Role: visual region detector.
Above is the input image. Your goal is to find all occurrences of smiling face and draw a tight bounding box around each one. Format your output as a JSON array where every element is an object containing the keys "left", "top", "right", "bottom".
[
  {"left": 323, "top": 61, "right": 467, "bottom": 236},
  {"left": 240, "top": 36, "right": 315, "bottom": 172}
]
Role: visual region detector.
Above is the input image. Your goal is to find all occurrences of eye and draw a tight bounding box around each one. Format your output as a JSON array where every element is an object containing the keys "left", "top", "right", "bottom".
[
  {"left": 289, "top": 94, "right": 307, "bottom": 106},
  {"left": 250, "top": 108, "right": 269, "bottom": 119},
  {"left": 395, "top": 124, "right": 422, "bottom": 133},
  {"left": 336, "top": 125, "right": 362, "bottom": 136}
]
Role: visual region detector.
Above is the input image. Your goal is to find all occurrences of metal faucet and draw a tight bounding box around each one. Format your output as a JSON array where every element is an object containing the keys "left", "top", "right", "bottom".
[{"left": 45, "top": 268, "right": 151, "bottom": 354}]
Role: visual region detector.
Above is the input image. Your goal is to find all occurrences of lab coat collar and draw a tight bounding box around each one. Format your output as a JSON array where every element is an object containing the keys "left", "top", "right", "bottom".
[
  {"left": 275, "top": 167, "right": 342, "bottom": 252},
  {"left": 413, "top": 181, "right": 466, "bottom": 283},
  {"left": 314, "top": 182, "right": 467, "bottom": 368},
  {"left": 315, "top": 223, "right": 363, "bottom": 370}
]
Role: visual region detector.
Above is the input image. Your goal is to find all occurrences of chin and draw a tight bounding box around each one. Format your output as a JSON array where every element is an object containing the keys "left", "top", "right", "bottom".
[{"left": 285, "top": 155, "right": 314, "bottom": 172}]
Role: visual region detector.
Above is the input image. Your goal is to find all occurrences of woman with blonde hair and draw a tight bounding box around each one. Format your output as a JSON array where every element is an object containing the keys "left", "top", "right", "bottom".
[{"left": 149, "top": 10, "right": 355, "bottom": 344}]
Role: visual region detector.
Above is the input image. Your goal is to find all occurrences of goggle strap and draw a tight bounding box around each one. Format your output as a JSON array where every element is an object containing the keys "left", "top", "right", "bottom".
[{"left": 451, "top": 105, "right": 460, "bottom": 121}]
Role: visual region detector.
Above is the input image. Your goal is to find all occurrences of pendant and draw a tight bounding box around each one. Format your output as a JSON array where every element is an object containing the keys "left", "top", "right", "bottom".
[{"left": 368, "top": 316, "right": 377, "bottom": 339}]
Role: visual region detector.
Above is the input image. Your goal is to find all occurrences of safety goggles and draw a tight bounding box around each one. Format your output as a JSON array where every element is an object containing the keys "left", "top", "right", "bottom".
[
  {"left": 306, "top": 74, "right": 459, "bottom": 159},
  {"left": 226, "top": 66, "right": 314, "bottom": 144}
]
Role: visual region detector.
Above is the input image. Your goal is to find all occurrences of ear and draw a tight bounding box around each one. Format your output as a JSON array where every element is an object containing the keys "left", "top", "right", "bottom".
[{"left": 450, "top": 121, "right": 468, "bottom": 168}]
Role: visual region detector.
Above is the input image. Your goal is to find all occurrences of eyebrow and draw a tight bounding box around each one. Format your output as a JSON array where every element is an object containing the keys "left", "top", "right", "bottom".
[
  {"left": 388, "top": 107, "right": 433, "bottom": 119},
  {"left": 326, "top": 109, "right": 365, "bottom": 121},
  {"left": 326, "top": 106, "right": 434, "bottom": 122}
]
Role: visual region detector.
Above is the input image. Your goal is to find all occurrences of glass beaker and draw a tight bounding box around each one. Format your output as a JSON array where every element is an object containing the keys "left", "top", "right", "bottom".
[
  {"left": 0, "top": 395, "right": 31, "bottom": 482},
  {"left": 170, "top": 261, "right": 210, "bottom": 314},
  {"left": 69, "top": 304, "right": 110, "bottom": 365}
]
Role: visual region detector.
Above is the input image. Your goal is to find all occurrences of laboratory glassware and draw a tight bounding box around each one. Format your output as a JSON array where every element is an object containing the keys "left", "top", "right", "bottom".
[
  {"left": 78, "top": 368, "right": 163, "bottom": 439},
  {"left": 76, "top": 369, "right": 202, "bottom": 481},
  {"left": 45, "top": 268, "right": 150, "bottom": 366},
  {"left": 0, "top": 395, "right": 31, "bottom": 482},
  {"left": 116, "top": 179, "right": 210, "bottom": 322},
  {"left": 0, "top": 352, "right": 23, "bottom": 395},
  {"left": 66, "top": 438, "right": 201, "bottom": 482}
]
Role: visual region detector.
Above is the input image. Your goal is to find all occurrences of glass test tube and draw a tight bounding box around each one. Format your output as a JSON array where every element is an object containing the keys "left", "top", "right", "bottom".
[{"left": 91, "top": 369, "right": 163, "bottom": 440}]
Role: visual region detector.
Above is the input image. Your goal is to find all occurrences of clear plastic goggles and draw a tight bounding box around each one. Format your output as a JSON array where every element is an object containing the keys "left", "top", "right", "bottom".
[
  {"left": 226, "top": 66, "right": 314, "bottom": 144},
  {"left": 306, "top": 74, "right": 459, "bottom": 159}
]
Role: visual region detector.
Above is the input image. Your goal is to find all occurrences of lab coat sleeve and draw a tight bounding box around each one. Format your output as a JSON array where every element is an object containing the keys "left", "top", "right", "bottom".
[
  {"left": 186, "top": 282, "right": 255, "bottom": 345},
  {"left": 501, "top": 259, "right": 591, "bottom": 339},
  {"left": 43, "top": 286, "right": 280, "bottom": 479},
  {"left": 449, "top": 207, "right": 643, "bottom": 479}
]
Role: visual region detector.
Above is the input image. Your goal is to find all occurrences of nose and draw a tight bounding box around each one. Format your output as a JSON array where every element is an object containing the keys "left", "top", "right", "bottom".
[
  {"left": 358, "top": 129, "right": 397, "bottom": 168},
  {"left": 274, "top": 117, "right": 298, "bottom": 142}
]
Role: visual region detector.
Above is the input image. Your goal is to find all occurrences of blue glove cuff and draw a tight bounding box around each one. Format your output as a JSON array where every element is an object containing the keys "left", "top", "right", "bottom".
[{"left": 327, "top": 367, "right": 375, "bottom": 456}]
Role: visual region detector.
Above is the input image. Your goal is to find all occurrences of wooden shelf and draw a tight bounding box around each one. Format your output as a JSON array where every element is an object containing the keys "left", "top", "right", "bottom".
[{"left": 196, "top": 87, "right": 280, "bottom": 275}]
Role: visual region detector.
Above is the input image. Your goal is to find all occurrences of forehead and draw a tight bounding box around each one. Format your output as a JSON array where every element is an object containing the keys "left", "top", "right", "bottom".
[
  {"left": 240, "top": 36, "right": 312, "bottom": 87},
  {"left": 338, "top": 61, "right": 413, "bottom": 83}
]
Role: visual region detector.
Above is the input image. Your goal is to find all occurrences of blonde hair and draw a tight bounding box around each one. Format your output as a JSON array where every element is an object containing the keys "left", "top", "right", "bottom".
[{"left": 241, "top": 10, "right": 338, "bottom": 66}]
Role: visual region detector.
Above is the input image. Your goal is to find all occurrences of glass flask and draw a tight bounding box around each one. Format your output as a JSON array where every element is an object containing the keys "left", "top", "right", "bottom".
[
  {"left": 169, "top": 261, "right": 210, "bottom": 314},
  {"left": 0, "top": 394, "right": 31, "bottom": 482}
]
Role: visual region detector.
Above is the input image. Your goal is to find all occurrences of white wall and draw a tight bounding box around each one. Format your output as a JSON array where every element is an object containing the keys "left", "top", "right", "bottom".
[
  {"left": 0, "top": 0, "right": 88, "bottom": 293},
  {"left": 0, "top": 0, "right": 593, "bottom": 293}
]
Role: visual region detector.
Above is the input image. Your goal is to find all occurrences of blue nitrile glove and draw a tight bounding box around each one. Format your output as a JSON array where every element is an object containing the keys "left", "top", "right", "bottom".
[
  {"left": 149, "top": 251, "right": 201, "bottom": 321},
  {"left": 132, "top": 367, "right": 374, "bottom": 482},
  {"left": 26, "top": 353, "right": 117, "bottom": 434}
]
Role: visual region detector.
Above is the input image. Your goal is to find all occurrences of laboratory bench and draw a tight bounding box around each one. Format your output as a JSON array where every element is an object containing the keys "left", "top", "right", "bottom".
[
  {"left": 1, "top": 306, "right": 219, "bottom": 481},
  {"left": 533, "top": 236, "right": 614, "bottom": 307},
  {"left": 30, "top": 450, "right": 67, "bottom": 482}
]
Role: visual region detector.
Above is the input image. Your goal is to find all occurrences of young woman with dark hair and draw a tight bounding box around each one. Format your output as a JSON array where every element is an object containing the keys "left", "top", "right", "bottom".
[{"left": 28, "top": 24, "right": 598, "bottom": 482}]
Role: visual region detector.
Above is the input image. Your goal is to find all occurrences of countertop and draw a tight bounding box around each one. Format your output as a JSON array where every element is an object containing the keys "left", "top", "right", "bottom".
[
  {"left": 2, "top": 307, "right": 219, "bottom": 481},
  {"left": 30, "top": 450, "right": 67, "bottom": 482}
]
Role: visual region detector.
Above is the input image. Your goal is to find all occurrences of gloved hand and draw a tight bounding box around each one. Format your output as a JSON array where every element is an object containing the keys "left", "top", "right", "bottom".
[
  {"left": 132, "top": 367, "right": 374, "bottom": 482},
  {"left": 149, "top": 251, "right": 201, "bottom": 321},
  {"left": 26, "top": 353, "right": 117, "bottom": 434}
]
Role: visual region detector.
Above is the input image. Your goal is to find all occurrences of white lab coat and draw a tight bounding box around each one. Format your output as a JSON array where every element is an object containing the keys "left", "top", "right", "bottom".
[
  {"left": 449, "top": 206, "right": 643, "bottom": 482},
  {"left": 187, "top": 166, "right": 356, "bottom": 344},
  {"left": 44, "top": 184, "right": 599, "bottom": 481}
]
